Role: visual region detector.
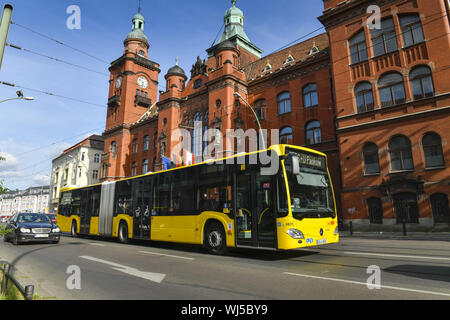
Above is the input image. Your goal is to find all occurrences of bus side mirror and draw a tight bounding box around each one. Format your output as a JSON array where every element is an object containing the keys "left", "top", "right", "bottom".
[{"left": 290, "top": 154, "right": 300, "bottom": 175}]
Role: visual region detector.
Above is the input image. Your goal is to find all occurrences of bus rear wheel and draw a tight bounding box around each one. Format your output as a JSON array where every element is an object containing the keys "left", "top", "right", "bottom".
[
  {"left": 118, "top": 222, "right": 129, "bottom": 244},
  {"left": 71, "top": 221, "right": 78, "bottom": 238},
  {"left": 205, "top": 222, "right": 227, "bottom": 255}
]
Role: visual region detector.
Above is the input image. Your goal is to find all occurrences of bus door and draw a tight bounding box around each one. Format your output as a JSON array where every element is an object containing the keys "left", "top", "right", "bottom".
[
  {"left": 80, "top": 188, "right": 92, "bottom": 234},
  {"left": 132, "top": 177, "right": 152, "bottom": 239},
  {"left": 235, "top": 167, "right": 277, "bottom": 249}
]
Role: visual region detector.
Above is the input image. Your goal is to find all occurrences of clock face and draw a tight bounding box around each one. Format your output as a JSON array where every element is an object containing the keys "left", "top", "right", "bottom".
[
  {"left": 115, "top": 76, "right": 122, "bottom": 89},
  {"left": 137, "top": 76, "right": 148, "bottom": 89}
]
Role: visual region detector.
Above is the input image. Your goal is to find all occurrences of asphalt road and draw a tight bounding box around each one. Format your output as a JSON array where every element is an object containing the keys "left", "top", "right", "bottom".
[{"left": 1, "top": 233, "right": 450, "bottom": 300}]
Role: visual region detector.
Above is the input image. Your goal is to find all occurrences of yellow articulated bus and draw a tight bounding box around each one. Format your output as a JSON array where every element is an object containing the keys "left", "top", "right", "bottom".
[{"left": 57, "top": 145, "right": 339, "bottom": 254}]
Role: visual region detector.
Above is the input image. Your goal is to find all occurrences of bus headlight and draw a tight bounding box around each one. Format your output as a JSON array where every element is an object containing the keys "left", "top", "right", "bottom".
[
  {"left": 287, "top": 229, "right": 305, "bottom": 239},
  {"left": 334, "top": 227, "right": 339, "bottom": 236}
]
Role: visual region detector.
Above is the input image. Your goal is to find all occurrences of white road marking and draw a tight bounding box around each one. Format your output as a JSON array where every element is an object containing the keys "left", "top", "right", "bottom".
[
  {"left": 88, "top": 243, "right": 105, "bottom": 247},
  {"left": 283, "top": 272, "right": 450, "bottom": 298},
  {"left": 343, "top": 251, "right": 450, "bottom": 261},
  {"left": 80, "top": 256, "right": 166, "bottom": 283},
  {"left": 139, "top": 250, "right": 195, "bottom": 261}
]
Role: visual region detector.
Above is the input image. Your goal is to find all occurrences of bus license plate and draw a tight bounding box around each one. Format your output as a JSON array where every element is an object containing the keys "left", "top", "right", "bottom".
[
  {"left": 316, "top": 239, "right": 327, "bottom": 245},
  {"left": 35, "top": 234, "right": 49, "bottom": 238}
]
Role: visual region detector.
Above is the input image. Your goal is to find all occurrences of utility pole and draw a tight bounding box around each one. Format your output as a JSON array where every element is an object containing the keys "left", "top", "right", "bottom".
[{"left": 0, "top": 4, "right": 13, "bottom": 70}]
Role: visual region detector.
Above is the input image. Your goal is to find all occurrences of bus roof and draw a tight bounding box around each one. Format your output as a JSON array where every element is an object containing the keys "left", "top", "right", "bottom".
[{"left": 59, "top": 144, "right": 326, "bottom": 193}]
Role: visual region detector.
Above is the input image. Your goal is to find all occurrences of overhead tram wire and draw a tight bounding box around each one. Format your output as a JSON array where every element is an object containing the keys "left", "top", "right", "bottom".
[
  {"left": 10, "top": 21, "right": 110, "bottom": 65},
  {"left": 6, "top": 43, "right": 109, "bottom": 77}
]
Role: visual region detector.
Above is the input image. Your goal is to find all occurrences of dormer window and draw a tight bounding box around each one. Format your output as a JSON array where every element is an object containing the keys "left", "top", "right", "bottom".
[
  {"left": 308, "top": 41, "right": 320, "bottom": 55},
  {"left": 284, "top": 53, "right": 295, "bottom": 65},
  {"left": 138, "top": 50, "right": 145, "bottom": 57},
  {"left": 263, "top": 61, "right": 272, "bottom": 73}
]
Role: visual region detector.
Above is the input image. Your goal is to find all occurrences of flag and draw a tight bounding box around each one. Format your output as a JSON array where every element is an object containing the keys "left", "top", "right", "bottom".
[
  {"left": 184, "top": 150, "right": 195, "bottom": 166},
  {"left": 162, "top": 156, "right": 172, "bottom": 170},
  {"left": 172, "top": 153, "right": 182, "bottom": 167}
]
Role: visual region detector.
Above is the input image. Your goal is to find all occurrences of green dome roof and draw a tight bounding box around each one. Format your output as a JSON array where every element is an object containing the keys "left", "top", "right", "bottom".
[
  {"left": 133, "top": 13, "right": 145, "bottom": 22},
  {"left": 125, "top": 28, "right": 149, "bottom": 45}
]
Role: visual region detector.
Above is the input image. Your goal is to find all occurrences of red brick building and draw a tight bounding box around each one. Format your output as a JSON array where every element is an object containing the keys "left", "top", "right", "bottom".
[
  {"left": 319, "top": 0, "right": 450, "bottom": 230},
  {"left": 101, "top": 0, "right": 449, "bottom": 230}
]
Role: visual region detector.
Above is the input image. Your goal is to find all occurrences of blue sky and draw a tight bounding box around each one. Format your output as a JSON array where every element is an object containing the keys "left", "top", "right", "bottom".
[{"left": 0, "top": 0, "right": 325, "bottom": 190}]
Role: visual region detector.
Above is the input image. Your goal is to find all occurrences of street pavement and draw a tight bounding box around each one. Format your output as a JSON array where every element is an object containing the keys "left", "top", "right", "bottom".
[{"left": 1, "top": 232, "right": 449, "bottom": 300}]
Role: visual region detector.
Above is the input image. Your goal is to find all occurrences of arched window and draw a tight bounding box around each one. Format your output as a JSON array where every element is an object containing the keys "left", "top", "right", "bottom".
[
  {"left": 367, "top": 197, "right": 383, "bottom": 224},
  {"left": 132, "top": 138, "right": 138, "bottom": 153},
  {"left": 355, "top": 82, "right": 374, "bottom": 113},
  {"left": 363, "top": 143, "right": 380, "bottom": 174},
  {"left": 131, "top": 162, "right": 137, "bottom": 176},
  {"left": 349, "top": 30, "right": 368, "bottom": 64},
  {"left": 430, "top": 193, "right": 449, "bottom": 224},
  {"left": 152, "top": 157, "right": 157, "bottom": 172},
  {"left": 193, "top": 112, "right": 203, "bottom": 158},
  {"left": 254, "top": 99, "right": 266, "bottom": 120},
  {"left": 303, "top": 83, "right": 318, "bottom": 108},
  {"left": 399, "top": 14, "right": 424, "bottom": 47},
  {"left": 371, "top": 17, "right": 397, "bottom": 57},
  {"left": 142, "top": 159, "right": 149, "bottom": 174},
  {"left": 389, "top": 135, "right": 413, "bottom": 171},
  {"left": 422, "top": 132, "right": 444, "bottom": 168},
  {"left": 278, "top": 92, "right": 291, "bottom": 114},
  {"left": 143, "top": 135, "right": 150, "bottom": 151},
  {"left": 393, "top": 193, "right": 419, "bottom": 224},
  {"left": 110, "top": 141, "right": 117, "bottom": 153},
  {"left": 279, "top": 127, "right": 293, "bottom": 144},
  {"left": 378, "top": 72, "right": 406, "bottom": 107},
  {"left": 410, "top": 66, "right": 434, "bottom": 100},
  {"left": 305, "top": 121, "right": 321, "bottom": 145}
]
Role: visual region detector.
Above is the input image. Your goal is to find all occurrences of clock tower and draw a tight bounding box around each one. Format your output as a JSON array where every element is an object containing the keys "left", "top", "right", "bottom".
[{"left": 102, "top": 9, "right": 160, "bottom": 181}]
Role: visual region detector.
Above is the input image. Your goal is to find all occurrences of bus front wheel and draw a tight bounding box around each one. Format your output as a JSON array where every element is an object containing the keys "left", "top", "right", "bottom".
[
  {"left": 118, "top": 222, "right": 129, "bottom": 244},
  {"left": 205, "top": 222, "right": 227, "bottom": 255},
  {"left": 71, "top": 221, "right": 78, "bottom": 238}
]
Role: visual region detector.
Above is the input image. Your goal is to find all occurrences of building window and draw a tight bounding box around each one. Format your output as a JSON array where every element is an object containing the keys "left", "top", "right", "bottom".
[
  {"left": 94, "top": 154, "right": 100, "bottom": 163},
  {"left": 378, "top": 72, "right": 406, "bottom": 107},
  {"left": 193, "top": 112, "right": 203, "bottom": 158},
  {"left": 367, "top": 197, "right": 383, "bottom": 224},
  {"left": 393, "top": 193, "right": 419, "bottom": 224},
  {"left": 111, "top": 141, "right": 117, "bottom": 153},
  {"left": 102, "top": 164, "right": 108, "bottom": 178},
  {"left": 279, "top": 127, "right": 293, "bottom": 145},
  {"left": 349, "top": 30, "right": 368, "bottom": 64},
  {"left": 371, "top": 17, "right": 398, "bottom": 57},
  {"left": 131, "top": 162, "right": 137, "bottom": 176},
  {"left": 389, "top": 135, "right": 413, "bottom": 171},
  {"left": 142, "top": 159, "right": 149, "bottom": 174},
  {"left": 132, "top": 139, "right": 138, "bottom": 153},
  {"left": 410, "top": 66, "right": 434, "bottom": 100},
  {"left": 399, "top": 14, "right": 424, "bottom": 47},
  {"left": 154, "top": 133, "right": 158, "bottom": 150},
  {"left": 92, "top": 170, "right": 99, "bottom": 179},
  {"left": 355, "top": 82, "right": 374, "bottom": 113},
  {"left": 143, "top": 135, "right": 150, "bottom": 151},
  {"left": 194, "top": 79, "right": 202, "bottom": 89},
  {"left": 81, "top": 152, "right": 85, "bottom": 161},
  {"left": 254, "top": 99, "right": 266, "bottom": 120},
  {"left": 303, "top": 83, "right": 318, "bottom": 108},
  {"left": 430, "top": 193, "right": 449, "bottom": 224},
  {"left": 153, "top": 157, "right": 157, "bottom": 172},
  {"left": 422, "top": 132, "right": 444, "bottom": 168},
  {"left": 305, "top": 121, "right": 321, "bottom": 145},
  {"left": 363, "top": 143, "right": 380, "bottom": 174},
  {"left": 277, "top": 92, "right": 291, "bottom": 114}
]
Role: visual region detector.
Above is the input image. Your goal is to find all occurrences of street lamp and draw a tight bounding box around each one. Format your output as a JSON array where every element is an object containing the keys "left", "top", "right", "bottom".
[
  {"left": 0, "top": 90, "right": 34, "bottom": 104},
  {"left": 234, "top": 92, "right": 266, "bottom": 150}
]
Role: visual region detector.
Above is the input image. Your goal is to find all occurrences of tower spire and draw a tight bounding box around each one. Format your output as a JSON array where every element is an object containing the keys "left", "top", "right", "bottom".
[
  {"left": 231, "top": 0, "right": 237, "bottom": 7},
  {"left": 138, "top": 0, "right": 142, "bottom": 13}
]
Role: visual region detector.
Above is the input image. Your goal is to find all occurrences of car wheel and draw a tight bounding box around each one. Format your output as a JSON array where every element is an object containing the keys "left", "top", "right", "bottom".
[
  {"left": 205, "top": 222, "right": 227, "bottom": 255},
  {"left": 118, "top": 222, "right": 129, "bottom": 244},
  {"left": 71, "top": 221, "right": 78, "bottom": 238},
  {"left": 13, "top": 234, "right": 20, "bottom": 245}
]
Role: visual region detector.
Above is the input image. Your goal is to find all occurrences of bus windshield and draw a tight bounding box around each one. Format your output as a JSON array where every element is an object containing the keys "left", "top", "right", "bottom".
[{"left": 282, "top": 150, "right": 335, "bottom": 220}]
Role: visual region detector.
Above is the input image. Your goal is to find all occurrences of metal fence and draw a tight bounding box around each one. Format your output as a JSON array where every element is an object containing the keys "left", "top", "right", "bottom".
[{"left": 0, "top": 262, "right": 34, "bottom": 300}]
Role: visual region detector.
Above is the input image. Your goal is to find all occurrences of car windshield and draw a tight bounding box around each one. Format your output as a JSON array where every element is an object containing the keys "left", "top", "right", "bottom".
[
  {"left": 18, "top": 213, "right": 51, "bottom": 224},
  {"left": 286, "top": 167, "right": 335, "bottom": 220}
]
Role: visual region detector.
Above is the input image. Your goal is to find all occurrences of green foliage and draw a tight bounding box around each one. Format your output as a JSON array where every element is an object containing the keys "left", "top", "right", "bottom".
[{"left": 0, "top": 225, "right": 11, "bottom": 237}]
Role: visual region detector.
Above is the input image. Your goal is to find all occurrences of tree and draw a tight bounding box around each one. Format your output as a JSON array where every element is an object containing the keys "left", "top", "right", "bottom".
[{"left": 0, "top": 155, "right": 7, "bottom": 194}]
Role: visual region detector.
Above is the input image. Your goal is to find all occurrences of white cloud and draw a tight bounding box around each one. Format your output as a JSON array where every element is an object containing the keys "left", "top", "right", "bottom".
[
  {"left": 0, "top": 170, "right": 23, "bottom": 178},
  {"left": 32, "top": 174, "right": 50, "bottom": 186},
  {"left": 0, "top": 152, "right": 20, "bottom": 171}
]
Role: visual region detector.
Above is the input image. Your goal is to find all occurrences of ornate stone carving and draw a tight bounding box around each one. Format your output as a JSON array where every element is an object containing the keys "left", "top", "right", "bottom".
[{"left": 191, "top": 56, "right": 207, "bottom": 78}]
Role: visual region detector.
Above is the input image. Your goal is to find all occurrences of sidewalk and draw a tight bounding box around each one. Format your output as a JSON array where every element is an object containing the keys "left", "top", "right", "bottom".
[{"left": 340, "top": 231, "right": 450, "bottom": 241}]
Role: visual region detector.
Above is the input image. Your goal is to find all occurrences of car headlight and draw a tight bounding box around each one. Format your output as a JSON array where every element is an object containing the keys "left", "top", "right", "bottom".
[
  {"left": 286, "top": 229, "right": 305, "bottom": 239},
  {"left": 52, "top": 227, "right": 60, "bottom": 233},
  {"left": 20, "top": 227, "right": 31, "bottom": 233}
]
